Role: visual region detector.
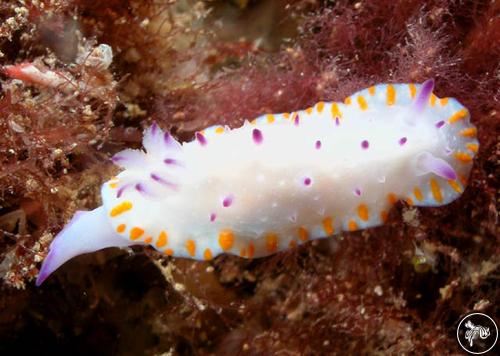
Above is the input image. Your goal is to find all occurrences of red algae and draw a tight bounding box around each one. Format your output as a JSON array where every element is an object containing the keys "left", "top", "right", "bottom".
[{"left": 0, "top": 1, "right": 498, "bottom": 355}]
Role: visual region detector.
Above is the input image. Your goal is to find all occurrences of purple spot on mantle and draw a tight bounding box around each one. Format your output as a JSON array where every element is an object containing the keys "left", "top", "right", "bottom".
[
  {"left": 135, "top": 183, "right": 146, "bottom": 194},
  {"left": 303, "top": 177, "right": 312, "bottom": 186},
  {"left": 111, "top": 155, "right": 125, "bottom": 163},
  {"left": 435, "top": 120, "right": 445, "bottom": 128},
  {"left": 164, "top": 158, "right": 177, "bottom": 165},
  {"left": 354, "top": 188, "right": 361, "bottom": 196},
  {"left": 361, "top": 140, "right": 369, "bottom": 149},
  {"left": 210, "top": 213, "right": 217, "bottom": 222},
  {"left": 252, "top": 129, "right": 263, "bottom": 144},
  {"left": 399, "top": 137, "right": 407, "bottom": 146},
  {"left": 294, "top": 114, "right": 300, "bottom": 126},
  {"left": 315, "top": 140, "right": 322, "bottom": 149},
  {"left": 222, "top": 195, "right": 233, "bottom": 207},
  {"left": 196, "top": 132, "right": 207, "bottom": 146},
  {"left": 335, "top": 117, "right": 340, "bottom": 126}
]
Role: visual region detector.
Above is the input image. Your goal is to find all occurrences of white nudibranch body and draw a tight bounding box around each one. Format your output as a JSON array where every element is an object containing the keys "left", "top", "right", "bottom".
[{"left": 36, "top": 80, "right": 479, "bottom": 285}]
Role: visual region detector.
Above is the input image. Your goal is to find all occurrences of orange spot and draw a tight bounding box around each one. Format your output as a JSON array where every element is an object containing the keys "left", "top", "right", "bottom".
[
  {"left": 144, "top": 236, "right": 152, "bottom": 244},
  {"left": 305, "top": 107, "right": 313, "bottom": 114},
  {"left": 454, "top": 152, "right": 473, "bottom": 163},
  {"left": 458, "top": 174, "right": 468, "bottom": 185},
  {"left": 247, "top": 242, "right": 255, "bottom": 258},
  {"left": 239, "top": 247, "right": 247, "bottom": 257},
  {"left": 156, "top": 231, "right": 168, "bottom": 248},
  {"left": 331, "top": 103, "right": 342, "bottom": 119},
  {"left": 298, "top": 227, "right": 309, "bottom": 242},
  {"left": 409, "top": 84, "right": 416, "bottom": 98},
  {"left": 266, "top": 114, "right": 275, "bottom": 123},
  {"left": 387, "top": 193, "right": 398, "bottom": 205},
  {"left": 460, "top": 127, "right": 477, "bottom": 138},
  {"left": 429, "top": 93, "right": 437, "bottom": 106},
  {"left": 357, "top": 95, "right": 368, "bottom": 110},
  {"left": 164, "top": 248, "right": 173, "bottom": 256},
  {"left": 380, "top": 210, "right": 388, "bottom": 223},
  {"left": 440, "top": 97, "right": 449, "bottom": 106},
  {"left": 130, "top": 227, "right": 144, "bottom": 240},
  {"left": 344, "top": 97, "right": 352, "bottom": 105},
  {"left": 322, "top": 217, "right": 334, "bottom": 235},
  {"left": 266, "top": 233, "right": 278, "bottom": 253},
  {"left": 116, "top": 224, "right": 126, "bottom": 233},
  {"left": 405, "top": 197, "right": 414, "bottom": 206},
  {"left": 218, "top": 229, "right": 234, "bottom": 251},
  {"left": 250, "top": 119, "right": 257, "bottom": 125},
  {"left": 466, "top": 143, "right": 478, "bottom": 153},
  {"left": 283, "top": 112, "right": 290, "bottom": 119},
  {"left": 368, "top": 86, "right": 376, "bottom": 96},
  {"left": 289, "top": 240, "right": 297, "bottom": 248},
  {"left": 186, "top": 240, "right": 196, "bottom": 257},
  {"left": 110, "top": 201, "right": 132, "bottom": 217},
  {"left": 317, "top": 101, "right": 325, "bottom": 113},
  {"left": 448, "top": 109, "right": 468, "bottom": 124},
  {"left": 215, "top": 126, "right": 224, "bottom": 134},
  {"left": 348, "top": 220, "right": 358, "bottom": 231},
  {"left": 203, "top": 248, "right": 213, "bottom": 260},
  {"left": 430, "top": 178, "right": 443, "bottom": 203},
  {"left": 448, "top": 180, "right": 463, "bottom": 193},
  {"left": 386, "top": 85, "right": 396, "bottom": 106},
  {"left": 109, "top": 182, "right": 118, "bottom": 189},
  {"left": 357, "top": 204, "right": 369, "bottom": 221},
  {"left": 414, "top": 187, "right": 424, "bottom": 201}
]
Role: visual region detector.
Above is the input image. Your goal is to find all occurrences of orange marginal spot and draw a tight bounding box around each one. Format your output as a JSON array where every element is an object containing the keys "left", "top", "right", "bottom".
[
  {"left": 368, "top": 86, "right": 376, "bottom": 96},
  {"left": 289, "top": 240, "right": 297, "bottom": 248},
  {"left": 298, "top": 227, "right": 309, "bottom": 242},
  {"left": 164, "top": 248, "right": 173, "bottom": 256},
  {"left": 387, "top": 193, "right": 398, "bottom": 205},
  {"left": 247, "top": 242, "right": 255, "bottom": 258},
  {"left": 266, "top": 233, "right": 278, "bottom": 253},
  {"left": 305, "top": 107, "right": 313, "bottom": 114},
  {"left": 109, "top": 182, "right": 118, "bottom": 189},
  {"left": 429, "top": 93, "right": 437, "bottom": 106},
  {"left": 203, "top": 248, "right": 213, "bottom": 260},
  {"left": 357, "top": 95, "right": 368, "bottom": 111},
  {"left": 316, "top": 101, "right": 325, "bottom": 113},
  {"left": 110, "top": 201, "right": 133, "bottom": 217},
  {"left": 386, "top": 85, "right": 396, "bottom": 106},
  {"left": 466, "top": 143, "right": 478, "bottom": 153},
  {"left": 239, "top": 247, "right": 247, "bottom": 257},
  {"left": 218, "top": 229, "right": 234, "bottom": 251},
  {"left": 348, "top": 220, "right": 358, "bottom": 231},
  {"left": 283, "top": 112, "right": 290, "bottom": 119},
  {"left": 266, "top": 114, "right": 275, "bottom": 123},
  {"left": 380, "top": 210, "right": 388, "bottom": 223},
  {"left": 357, "top": 204, "right": 369, "bottom": 221},
  {"left": 448, "top": 180, "right": 463, "bottom": 193},
  {"left": 430, "top": 178, "right": 443, "bottom": 203},
  {"left": 459, "top": 127, "right": 477, "bottom": 138},
  {"left": 322, "top": 217, "right": 334, "bottom": 235},
  {"left": 405, "top": 197, "right": 414, "bottom": 206},
  {"left": 116, "top": 224, "right": 126, "bottom": 233},
  {"left": 144, "top": 236, "right": 153, "bottom": 244},
  {"left": 156, "top": 231, "right": 168, "bottom": 248},
  {"left": 414, "top": 187, "right": 424, "bottom": 201},
  {"left": 409, "top": 84, "right": 416, "bottom": 98},
  {"left": 440, "top": 97, "right": 449, "bottom": 106},
  {"left": 344, "top": 97, "right": 352, "bottom": 105},
  {"left": 331, "top": 103, "right": 342, "bottom": 119},
  {"left": 186, "top": 240, "right": 196, "bottom": 257},
  {"left": 215, "top": 126, "right": 224, "bottom": 134},
  {"left": 130, "top": 227, "right": 144, "bottom": 240},
  {"left": 454, "top": 152, "right": 473, "bottom": 163},
  {"left": 448, "top": 109, "right": 468, "bottom": 124},
  {"left": 458, "top": 174, "right": 468, "bottom": 185}
]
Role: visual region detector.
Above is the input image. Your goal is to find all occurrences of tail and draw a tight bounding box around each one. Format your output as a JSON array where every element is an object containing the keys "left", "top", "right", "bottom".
[{"left": 36, "top": 206, "right": 134, "bottom": 286}]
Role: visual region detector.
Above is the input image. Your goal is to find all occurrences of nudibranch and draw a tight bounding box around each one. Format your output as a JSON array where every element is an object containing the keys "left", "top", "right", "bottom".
[{"left": 36, "top": 80, "right": 479, "bottom": 285}]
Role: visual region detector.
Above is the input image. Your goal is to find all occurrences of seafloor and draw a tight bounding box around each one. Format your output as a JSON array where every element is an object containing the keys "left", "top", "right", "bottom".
[{"left": 0, "top": 0, "right": 498, "bottom": 355}]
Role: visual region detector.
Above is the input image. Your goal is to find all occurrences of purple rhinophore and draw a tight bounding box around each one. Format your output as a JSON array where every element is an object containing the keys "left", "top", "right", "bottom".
[
  {"left": 419, "top": 152, "right": 457, "bottom": 180},
  {"left": 252, "top": 129, "right": 263, "bottom": 144},
  {"left": 303, "top": 177, "right": 312, "bottom": 186},
  {"left": 414, "top": 78, "right": 434, "bottom": 113},
  {"left": 222, "top": 195, "right": 234, "bottom": 207},
  {"left": 399, "top": 137, "right": 407, "bottom": 146},
  {"left": 335, "top": 117, "right": 340, "bottom": 126},
  {"left": 210, "top": 213, "right": 217, "bottom": 222},
  {"left": 354, "top": 188, "right": 362, "bottom": 196},
  {"left": 361, "top": 140, "right": 369, "bottom": 149},
  {"left": 435, "top": 120, "right": 445, "bottom": 128},
  {"left": 196, "top": 132, "right": 207, "bottom": 146},
  {"left": 315, "top": 140, "right": 322, "bottom": 149},
  {"left": 294, "top": 114, "right": 300, "bottom": 126}
]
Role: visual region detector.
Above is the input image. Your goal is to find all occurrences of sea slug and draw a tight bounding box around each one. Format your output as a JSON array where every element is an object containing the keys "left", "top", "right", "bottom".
[{"left": 36, "top": 80, "right": 479, "bottom": 285}]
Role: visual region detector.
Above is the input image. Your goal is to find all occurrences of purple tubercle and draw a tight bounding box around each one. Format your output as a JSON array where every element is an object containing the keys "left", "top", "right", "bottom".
[
  {"left": 222, "top": 195, "right": 234, "bottom": 207},
  {"left": 135, "top": 183, "right": 147, "bottom": 194},
  {"left": 354, "top": 188, "right": 362, "bottom": 196},
  {"left": 151, "top": 121, "right": 158, "bottom": 135},
  {"left": 361, "top": 140, "right": 369, "bottom": 149},
  {"left": 335, "top": 117, "right": 340, "bottom": 126},
  {"left": 210, "top": 213, "right": 217, "bottom": 222},
  {"left": 164, "top": 132, "right": 172, "bottom": 145},
  {"left": 117, "top": 184, "right": 131, "bottom": 198},
  {"left": 414, "top": 78, "right": 434, "bottom": 113},
  {"left": 303, "top": 177, "right": 312, "bottom": 186},
  {"left": 294, "top": 114, "right": 300, "bottom": 126},
  {"left": 164, "top": 158, "right": 178, "bottom": 165},
  {"left": 150, "top": 173, "right": 177, "bottom": 188},
  {"left": 111, "top": 155, "right": 125, "bottom": 163},
  {"left": 315, "top": 140, "right": 322, "bottom": 149},
  {"left": 435, "top": 120, "right": 445, "bottom": 128},
  {"left": 252, "top": 129, "right": 263, "bottom": 144},
  {"left": 399, "top": 137, "right": 407, "bottom": 146},
  {"left": 196, "top": 132, "right": 207, "bottom": 146}
]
